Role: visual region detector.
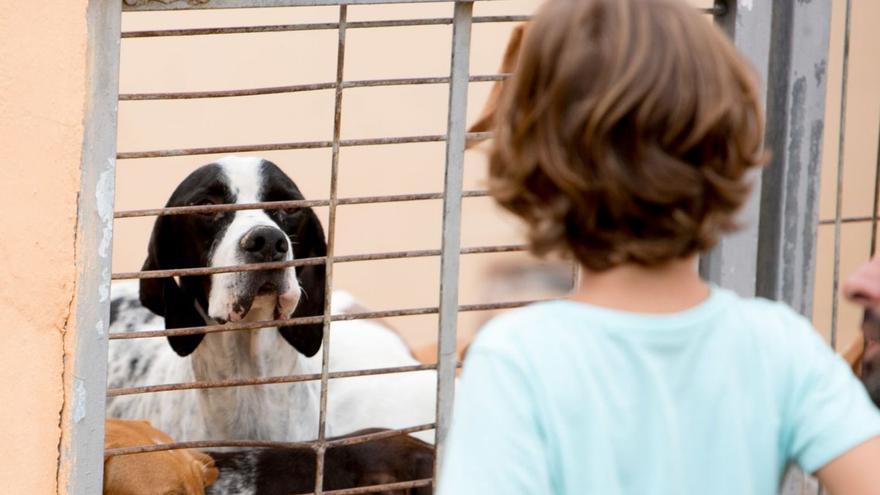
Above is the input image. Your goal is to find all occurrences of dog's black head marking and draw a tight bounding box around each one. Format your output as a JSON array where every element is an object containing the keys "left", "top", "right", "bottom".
[{"left": 139, "top": 157, "right": 327, "bottom": 357}]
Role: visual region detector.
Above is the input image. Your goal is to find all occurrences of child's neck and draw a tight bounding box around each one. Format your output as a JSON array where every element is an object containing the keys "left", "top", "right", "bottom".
[{"left": 570, "top": 256, "right": 710, "bottom": 314}]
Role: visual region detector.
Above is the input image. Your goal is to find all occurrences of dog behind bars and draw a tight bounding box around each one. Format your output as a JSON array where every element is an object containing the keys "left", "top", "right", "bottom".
[{"left": 107, "top": 156, "right": 439, "bottom": 444}]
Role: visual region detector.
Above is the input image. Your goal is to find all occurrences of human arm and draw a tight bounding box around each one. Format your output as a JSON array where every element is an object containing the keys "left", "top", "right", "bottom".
[
  {"left": 815, "top": 436, "right": 880, "bottom": 494},
  {"left": 437, "top": 348, "right": 552, "bottom": 495},
  {"left": 782, "top": 314, "right": 880, "bottom": 489}
]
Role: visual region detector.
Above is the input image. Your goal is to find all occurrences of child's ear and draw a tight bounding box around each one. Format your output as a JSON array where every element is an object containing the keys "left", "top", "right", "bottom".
[{"left": 467, "top": 23, "right": 529, "bottom": 149}]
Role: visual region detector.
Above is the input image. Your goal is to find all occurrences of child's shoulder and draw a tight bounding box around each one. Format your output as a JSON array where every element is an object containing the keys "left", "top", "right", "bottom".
[
  {"left": 467, "top": 300, "right": 572, "bottom": 358},
  {"left": 469, "top": 290, "right": 819, "bottom": 357}
]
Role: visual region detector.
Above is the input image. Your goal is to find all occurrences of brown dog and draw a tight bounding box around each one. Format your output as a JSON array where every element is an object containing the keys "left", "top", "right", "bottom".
[
  {"left": 104, "top": 419, "right": 218, "bottom": 495},
  {"left": 467, "top": 23, "right": 529, "bottom": 149}
]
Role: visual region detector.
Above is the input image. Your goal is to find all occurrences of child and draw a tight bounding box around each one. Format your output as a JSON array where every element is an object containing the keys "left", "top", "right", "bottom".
[{"left": 438, "top": 0, "right": 880, "bottom": 493}]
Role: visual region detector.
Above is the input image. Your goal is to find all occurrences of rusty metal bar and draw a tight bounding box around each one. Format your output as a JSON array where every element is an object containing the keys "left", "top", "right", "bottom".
[
  {"left": 120, "top": 15, "right": 530, "bottom": 38},
  {"left": 112, "top": 244, "right": 526, "bottom": 280},
  {"left": 324, "top": 424, "right": 435, "bottom": 448},
  {"left": 296, "top": 479, "right": 434, "bottom": 495},
  {"left": 871, "top": 120, "right": 880, "bottom": 255},
  {"left": 104, "top": 423, "right": 435, "bottom": 457},
  {"left": 107, "top": 363, "right": 439, "bottom": 397},
  {"left": 116, "top": 132, "right": 492, "bottom": 160},
  {"left": 819, "top": 217, "right": 877, "bottom": 226},
  {"left": 830, "top": 0, "right": 853, "bottom": 353},
  {"left": 119, "top": 74, "right": 508, "bottom": 101},
  {"left": 108, "top": 300, "right": 534, "bottom": 340},
  {"left": 315, "top": 7, "right": 347, "bottom": 494},
  {"left": 114, "top": 190, "right": 489, "bottom": 219}
]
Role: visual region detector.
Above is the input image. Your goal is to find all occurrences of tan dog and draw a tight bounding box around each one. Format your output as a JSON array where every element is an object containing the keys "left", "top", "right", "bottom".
[
  {"left": 467, "top": 23, "right": 529, "bottom": 149},
  {"left": 104, "top": 419, "right": 218, "bottom": 495}
]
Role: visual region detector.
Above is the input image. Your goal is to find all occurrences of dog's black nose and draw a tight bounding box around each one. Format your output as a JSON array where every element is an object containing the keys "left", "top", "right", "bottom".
[{"left": 240, "top": 226, "right": 288, "bottom": 262}]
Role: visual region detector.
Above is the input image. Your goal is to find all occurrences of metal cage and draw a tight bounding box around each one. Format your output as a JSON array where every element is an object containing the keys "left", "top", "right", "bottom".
[{"left": 66, "top": 1, "right": 851, "bottom": 494}]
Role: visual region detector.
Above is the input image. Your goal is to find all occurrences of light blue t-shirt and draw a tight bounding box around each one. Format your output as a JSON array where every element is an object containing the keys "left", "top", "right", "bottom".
[{"left": 438, "top": 287, "right": 880, "bottom": 494}]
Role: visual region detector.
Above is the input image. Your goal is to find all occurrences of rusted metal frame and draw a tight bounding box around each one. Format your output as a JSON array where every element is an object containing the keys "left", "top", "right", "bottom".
[
  {"left": 114, "top": 190, "right": 489, "bottom": 219},
  {"left": 872, "top": 121, "right": 880, "bottom": 255},
  {"left": 121, "top": 5, "right": 722, "bottom": 36},
  {"left": 105, "top": 423, "right": 435, "bottom": 457},
  {"left": 829, "top": 0, "right": 852, "bottom": 353},
  {"left": 819, "top": 217, "right": 877, "bottom": 226},
  {"left": 123, "top": 0, "right": 502, "bottom": 11},
  {"left": 64, "top": 0, "right": 122, "bottom": 492},
  {"left": 109, "top": 300, "right": 534, "bottom": 340},
  {"left": 108, "top": 363, "right": 441, "bottom": 397},
  {"left": 112, "top": 244, "right": 526, "bottom": 280},
  {"left": 119, "top": 74, "right": 509, "bottom": 101},
  {"left": 434, "top": 0, "right": 472, "bottom": 484},
  {"left": 315, "top": 7, "right": 347, "bottom": 494},
  {"left": 294, "top": 479, "right": 433, "bottom": 495},
  {"left": 115, "top": 131, "right": 492, "bottom": 160},
  {"left": 120, "top": 15, "right": 529, "bottom": 38}
]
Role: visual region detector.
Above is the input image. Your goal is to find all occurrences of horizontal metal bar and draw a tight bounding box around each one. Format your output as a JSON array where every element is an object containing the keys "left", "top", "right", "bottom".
[
  {"left": 299, "top": 479, "right": 433, "bottom": 495},
  {"left": 114, "top": 190, "right": 489, "bottom": 219},
  {"left": 120, "top": 15, "right": 530, "bottom": 38},
  {"left": 119, "top": 74, "right": 508, "bottom": 101},
  {"left": 123, "top": 0, "right": 509, "bottom": 11},
  {"left": 107, "top": 363, "right": 441, "bottom": 397},
  {"left": 116, "top": 132, "right": 492, "bottom": 159},
  {"left": 112, "top": 244, "right": 525, "bottom": 280},
  {"left": 818, "top": 216, "right": 877, "bottom": 226},
  {"left": 108, "top": 299, "right": 535, "bottom": 340},
  {"left": 104, "top": 423, "right": 434, "bottom": 456}
]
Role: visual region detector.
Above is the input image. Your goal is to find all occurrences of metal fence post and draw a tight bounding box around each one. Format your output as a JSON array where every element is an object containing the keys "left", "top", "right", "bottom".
[
  {"left": 699, "top": 0, "right": 773, "bottom": 297},
  {"left": 756, "top": 0, "right": 833, "bottom": 320},
  {"left": 61, "top": 0, "right": 121, "bottom": 493},
  {"left": 435, "top": 0, "right": 473, "bottom": 483},
  {"left": 751, "top": 1, "right": 833, "bottom": 494}
]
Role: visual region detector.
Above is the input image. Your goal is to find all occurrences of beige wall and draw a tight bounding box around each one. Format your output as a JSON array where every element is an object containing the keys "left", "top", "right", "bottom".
[
  {"left": 114, "top": 1, "right": 551, "bottom": 355},
  {"left": 0, "top": 1, "right": 875, "bottom": 491},
  {"left": 0, "top": 1, "right": 90, "bottom": 493},
  {"left": 813, "top": 0, "right": 880, "bottom": 350},
  {"left": 114, "top": 1, "right": 721, "bottom": 355}
]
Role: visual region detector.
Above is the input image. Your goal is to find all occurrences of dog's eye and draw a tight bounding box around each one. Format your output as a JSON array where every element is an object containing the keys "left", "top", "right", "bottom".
[{"left": 190, "top": 199, "right": 223, "bottom": 218}]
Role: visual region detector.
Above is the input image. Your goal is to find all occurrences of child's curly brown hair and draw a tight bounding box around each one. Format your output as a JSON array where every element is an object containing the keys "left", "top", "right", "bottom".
[{"left": 488, "top": 0, "right": 767, "bottom": 272}]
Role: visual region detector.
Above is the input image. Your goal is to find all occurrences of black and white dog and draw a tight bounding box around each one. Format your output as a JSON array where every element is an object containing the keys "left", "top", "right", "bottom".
[{"left": 108, "top": 156, "right": 438, "bottom": 444}]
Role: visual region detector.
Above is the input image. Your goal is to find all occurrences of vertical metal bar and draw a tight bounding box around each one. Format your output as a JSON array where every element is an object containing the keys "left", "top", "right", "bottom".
[
  {"left": 830, "top": 0, "right": 852, "bottom": 352},
  {"left": 871, "top": 121, "right": 880, "bottom": 256},
  {"left": 434, "top": 0, "right": 473, "bottom": 482},
  {"left": 755, "top": 0, "right": 832, "bottom": 318},
  {"left": 61, "top": 0, "right": 121, "bottom": 492},
  {"left": 314, "top": 5, "right": 347, "bottom": 495},
  {"left": 700, "top": 0, "right": 773, "bottom": 298},
  {"left": 754, "top": 1, "right": 832, "bottom": 493}
]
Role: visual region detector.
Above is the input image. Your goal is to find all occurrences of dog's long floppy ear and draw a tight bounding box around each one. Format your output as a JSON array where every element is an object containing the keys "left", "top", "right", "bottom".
[
  {"left": 466, "top": 23, "right": 528, "bottom": 150},
  {"left": 139, "top": 216, "right": 206, "bottom": 357},
  {"left": 279, "top": 207, "right": 327, "bottom": 357}
]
